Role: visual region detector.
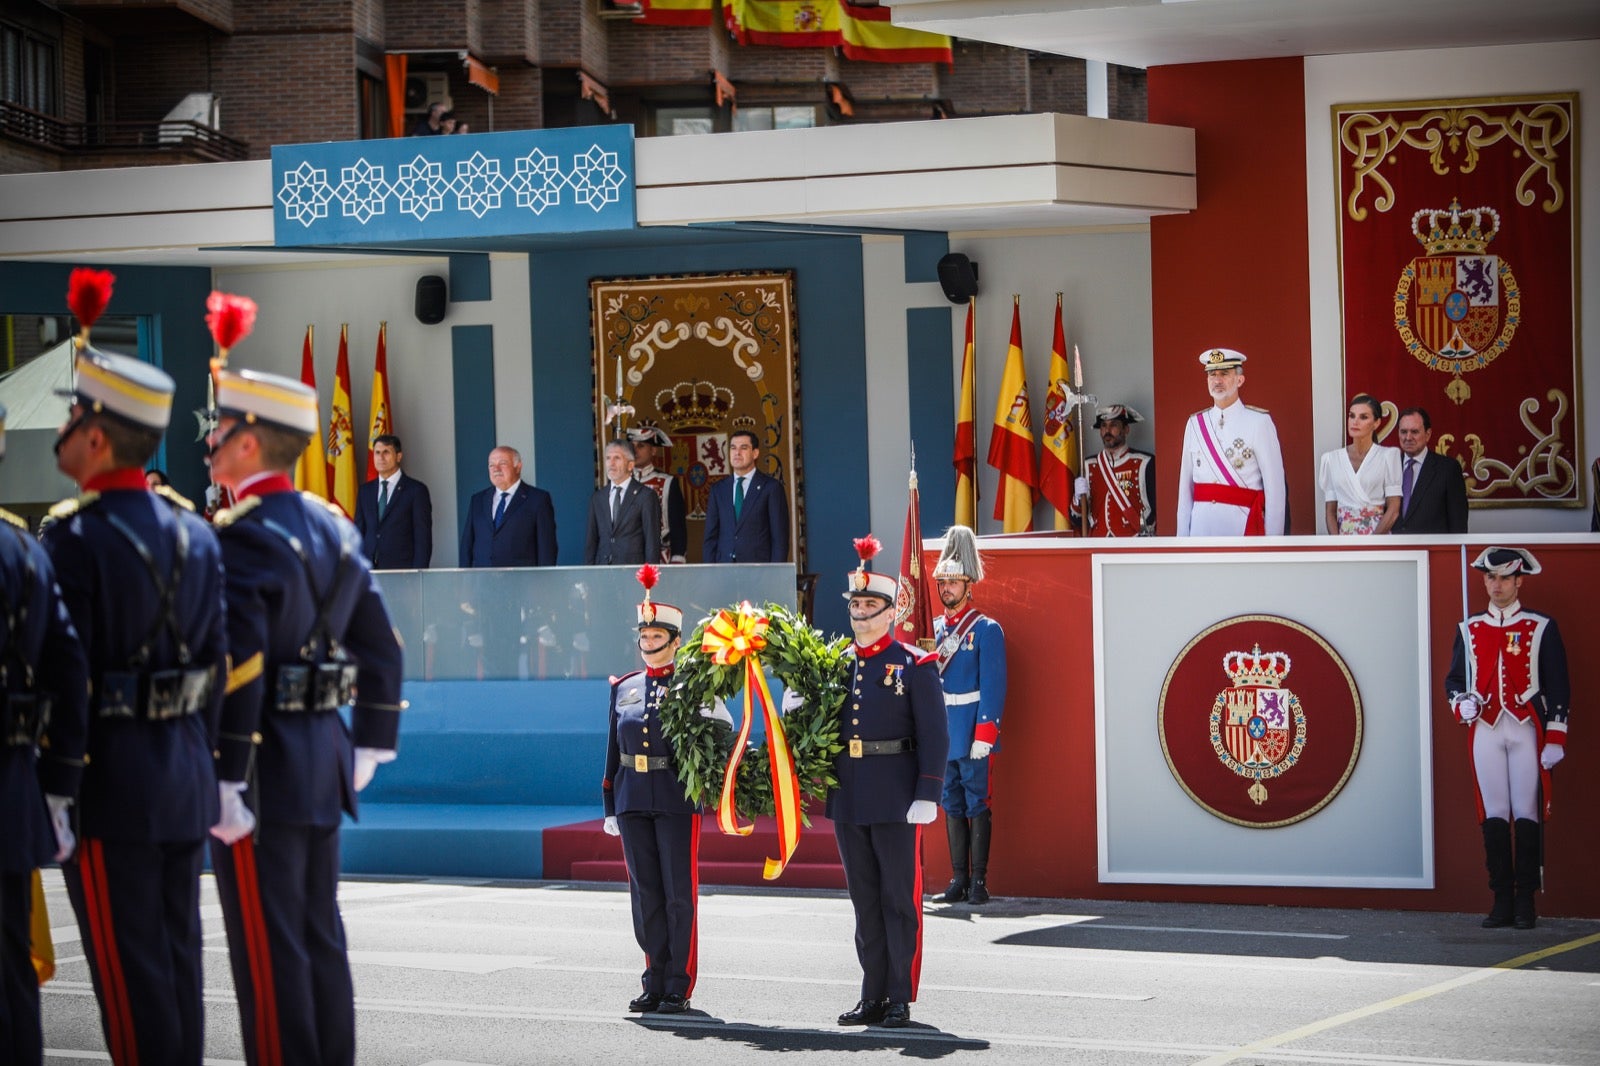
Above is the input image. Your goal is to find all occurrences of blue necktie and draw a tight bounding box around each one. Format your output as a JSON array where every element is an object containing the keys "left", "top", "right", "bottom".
[
  {"left": 734, "top": 475, "right": 746, "bottom": 520},
  {"left": 1401, "top": 458, "right": 1415, "bottom": 516},
  {"left": 493, "top": 491, "right": 508, "bottom": 529}
]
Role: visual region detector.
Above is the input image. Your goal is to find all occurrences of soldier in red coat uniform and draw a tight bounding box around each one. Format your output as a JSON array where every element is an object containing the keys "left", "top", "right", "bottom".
[
  {"left": 1070, "top": 403, "right": 1156, "bottom": 537},
  {"left": 1445, "top": 546, "right": 1569, "bottom": 930}
]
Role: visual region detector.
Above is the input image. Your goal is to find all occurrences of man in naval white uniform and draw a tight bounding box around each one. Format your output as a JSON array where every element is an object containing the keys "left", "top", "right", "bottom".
[{"left": 1176, "top": 348, "right": 1285, "bottom": 536}]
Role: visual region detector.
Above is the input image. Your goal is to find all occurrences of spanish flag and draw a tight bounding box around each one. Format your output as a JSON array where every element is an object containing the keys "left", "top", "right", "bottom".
[
  {"left": 635, "top": 0, "right": 715, "bottom": 25},
  {"left": 366, "top": 321, "right": 392, "bottom": 481},
  {"left": 953, "top": 299, "right": 977, "bottom": 528},
  {"left": 725, "top": 1, "right": 952, "bottom": 64},
  {"left": 327, "top": 324, "right": 358, "bottom": 518},
  {"left": 840, "top": 2, "right": 952, "bottom": 65},
  {"left": 986, "top": 298, "right": 1037, "bottom": 533},
  {"left": 292, "top": 326, "right": 330, "bottom": 500},
  {"left": 1038, "top": 295, "right": 1078, "bottom": 530}
]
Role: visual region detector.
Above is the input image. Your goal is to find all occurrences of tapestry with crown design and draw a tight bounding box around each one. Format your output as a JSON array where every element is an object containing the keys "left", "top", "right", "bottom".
[
  {"left": 589, "top": 271, "right": 803, "bottom": 564},
  {"left": 1334, "top": 94, "right": 1581, "bottom": 508}
]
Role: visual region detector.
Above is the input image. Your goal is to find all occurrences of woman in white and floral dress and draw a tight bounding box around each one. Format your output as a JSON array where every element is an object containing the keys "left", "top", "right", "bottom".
[{"left": 1319, "top": 393, "right": 1402, "bottom": 535}]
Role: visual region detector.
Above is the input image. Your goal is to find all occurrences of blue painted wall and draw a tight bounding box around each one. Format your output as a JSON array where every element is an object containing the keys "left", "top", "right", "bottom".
[
  {"left": 527, "top": 235, "right": 868, "bottom": 634},
  {"left": 0, "top": 262, "right": 215, "bottom": 500}
]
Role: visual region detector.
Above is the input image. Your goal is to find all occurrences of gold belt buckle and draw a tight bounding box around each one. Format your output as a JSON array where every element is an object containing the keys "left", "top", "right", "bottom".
[
  {"left": 848, "top": 738, "right": 863, "bottom": 759},
  {"left": 634, "top": 754, "right": 650, "bottom": 772}
]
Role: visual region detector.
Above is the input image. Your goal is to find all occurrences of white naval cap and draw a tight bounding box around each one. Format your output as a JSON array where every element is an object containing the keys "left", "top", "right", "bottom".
[{"left": 1198, "top": 348, "right": 1248, "bottom": 370}]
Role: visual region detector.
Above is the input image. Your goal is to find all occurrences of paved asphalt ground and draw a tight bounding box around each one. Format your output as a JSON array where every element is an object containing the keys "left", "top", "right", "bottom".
[{"left": 37, "top": 867, "right": 1600, "bottom": 1065}]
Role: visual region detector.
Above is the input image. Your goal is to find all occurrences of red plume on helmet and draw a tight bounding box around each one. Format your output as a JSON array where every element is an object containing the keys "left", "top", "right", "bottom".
[
  {"left": 67, "top": 268, "right": 115, "bottom": 347},
  {"left": 635, "top": 564, "right": 660, "bottom": 598},
  {"left": 205, "top": 291, "right": 258, "bottom": 363},
  {"left": 853, "top": 535, "right": 882, "bottom": 564}
]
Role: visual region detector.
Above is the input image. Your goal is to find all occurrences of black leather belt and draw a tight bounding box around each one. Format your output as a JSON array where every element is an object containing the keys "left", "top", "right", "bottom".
[
  {"left": 273, "top": 662, "right": 357, "bottom": 713},
  {"left": 2, "top": 693, "right": 49, "bottom": 746},
  {"left": 627, "top": 754, "right": 672, "bottom": 772},
  {"left": 96, "top": 668, "right": 212, "bottom": 721},
  {"left": 847, "top": 737, "right": 915, "bottom": 758}
]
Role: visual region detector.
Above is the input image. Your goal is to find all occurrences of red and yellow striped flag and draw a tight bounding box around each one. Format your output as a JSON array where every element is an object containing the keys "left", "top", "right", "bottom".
[
  {"left": 327, "top": 324, "right": 358, "bottom": 518},
  {"left": 366, "top": 321, "right": 392, "bottom": 481},
  {"left": 1038, "top": 295, "right": 1078, "bottom": 530},
  {"left": 986, "top": 298, "right": 1037, "bottom": 533},
  {"left": 293, "top": 326, "right": 330, "bottom": 500},
  {"left": 953, "top": 299, "right": 978, "bottom": 528},
  {"left": 635, "top": 0, "right": 714, "bottom": 25},
  {"left": 724, "top": 1, "right": 952, "bottom": 63}
]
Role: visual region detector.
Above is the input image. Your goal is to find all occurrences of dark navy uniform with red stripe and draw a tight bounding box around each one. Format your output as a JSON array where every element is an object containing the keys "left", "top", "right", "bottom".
[
  {"left": 41, "top": 474, "right": 227, "bottom": 1066},
  {"left": 210, "top": 476, "right": 402, "bottom": 1066},
  {"left": 827, "top": 635, "right": 947, "bottom": 1005},
  {"left": 0, "top": 509, "right": 88, "bottom": 1065},
  {"left": 602, "top": 665, "right": 701, "bottom": 1000}
]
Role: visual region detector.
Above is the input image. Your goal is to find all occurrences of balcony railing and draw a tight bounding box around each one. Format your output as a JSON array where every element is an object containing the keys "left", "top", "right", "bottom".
[{"left": 1, "top": 100, "right": 248, "bottom": 162}]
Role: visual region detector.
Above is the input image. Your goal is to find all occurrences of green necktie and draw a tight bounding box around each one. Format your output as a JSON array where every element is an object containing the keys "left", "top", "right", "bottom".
[
  {"left": 734, "top": 475, "right": 745, "bottom": 519},
  {"left": 378, "top": 479, "right": 389, "bottom": 519}
]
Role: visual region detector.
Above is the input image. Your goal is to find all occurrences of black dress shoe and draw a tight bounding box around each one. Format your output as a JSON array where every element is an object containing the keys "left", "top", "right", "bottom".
[
  {"left": 838, "top": 999, "right": 887, "bottom": 1025},
  {"left": 879, "top": 1002, "right": 911, "bottom": 1028},
  {"left": 967, "top": 879, "right": 990, "bottom": 905},
  {"left": 628, "top": 992, "right": 661, "bottom": 1013},
  {"left": 933, "top": 879, "right": 968, "bottom": 903},
  {"left": 655, "top": 993, "right": 691, "bottom": 1014}
]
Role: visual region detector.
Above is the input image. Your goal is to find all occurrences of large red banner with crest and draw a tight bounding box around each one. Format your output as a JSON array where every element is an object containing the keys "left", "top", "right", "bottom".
[{"left": 1334, "top": 94, "right": 1581, "bottom": 508}]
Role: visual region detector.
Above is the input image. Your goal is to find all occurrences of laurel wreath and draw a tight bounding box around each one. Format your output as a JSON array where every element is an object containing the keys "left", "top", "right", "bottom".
[{"left": 658, "top": 602, "right": 852, "bottom": 821}]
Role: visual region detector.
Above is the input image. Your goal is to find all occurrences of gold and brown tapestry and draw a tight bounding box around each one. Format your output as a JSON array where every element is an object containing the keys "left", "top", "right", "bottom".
[
  {"left": 590, "top": 271, "right": 803, "bottom": 563},
  {"left": 1334, "top": 94, "right": 1582, "bottom": 508}
]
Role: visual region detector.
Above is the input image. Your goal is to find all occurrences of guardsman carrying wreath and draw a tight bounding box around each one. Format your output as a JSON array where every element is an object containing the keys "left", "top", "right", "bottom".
[
  {"left": 929, "top": 526, "right": 1008, "bottom": 905},
  {"left": 1445, "top": 546, "right": 1570, "bottom": 930}
]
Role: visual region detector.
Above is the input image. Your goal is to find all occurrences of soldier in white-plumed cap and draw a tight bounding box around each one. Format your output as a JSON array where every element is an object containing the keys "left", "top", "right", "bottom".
[
  {"left": 1176, "top": 347, "right": 1286, "bottom": 536},
  {"left": 929, "top": 526, "right": 1008, "bottom": 907},
  {"left": 1445, "top": 546, "right": 1570, "bottom": 930},
  {"left": 828, "top": 536, "right": 947, "bottom": 1029},
  {"left": 1071, "top": 403, "right": 1156, "bottom": 537},
  {"left": 202, "top": 329, "right": 403, "bottom": 1064}
]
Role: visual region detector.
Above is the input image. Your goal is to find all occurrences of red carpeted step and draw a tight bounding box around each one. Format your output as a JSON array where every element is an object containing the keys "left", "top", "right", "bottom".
[{"left": 544, "top": 812, "right": 846, "bottom": 888}]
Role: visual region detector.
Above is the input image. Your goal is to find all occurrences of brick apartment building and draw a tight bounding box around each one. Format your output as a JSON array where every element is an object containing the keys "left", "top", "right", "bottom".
[{"left": 0, "top": 0, "right": 1146, "bottom": 175}]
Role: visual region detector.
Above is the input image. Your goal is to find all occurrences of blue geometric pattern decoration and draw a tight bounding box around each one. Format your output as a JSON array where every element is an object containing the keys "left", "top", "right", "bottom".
[{"left": 271, "top": 125, "right": 635, "bottom": 246}]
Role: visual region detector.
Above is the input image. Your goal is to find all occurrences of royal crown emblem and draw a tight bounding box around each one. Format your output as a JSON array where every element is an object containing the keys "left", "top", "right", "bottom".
[
  {"left": 655, "top": 380, "right": 735, "bottom": 434},
  {"left": 1393, "top": 198, "right": 1521, "bottom": 404},
  {"left": 1209, "top": 643, "right": 1306, "bottom": 806}
]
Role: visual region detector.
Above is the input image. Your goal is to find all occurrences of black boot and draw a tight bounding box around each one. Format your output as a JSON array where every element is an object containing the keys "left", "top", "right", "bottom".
[
  {"left": 934, "top": 815, "right": 970, "bottom": 902},
  {"left": 1480, "top": 818, "right": 1514, "bottom": 928},
  {"left": 967, "top": 809, "right": 992, "bottom": 905},
  {"left": 1512, "top": 818, "right": 1541, "bottom": 929}
]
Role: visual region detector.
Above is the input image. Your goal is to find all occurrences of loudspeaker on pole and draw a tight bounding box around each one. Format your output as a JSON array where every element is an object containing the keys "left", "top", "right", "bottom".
[
  {"left": 415, "top": 275, "right": 448, "bottom": 324},
  {"left": 936, "top": 253, "right": 979, "bottom": 304}
]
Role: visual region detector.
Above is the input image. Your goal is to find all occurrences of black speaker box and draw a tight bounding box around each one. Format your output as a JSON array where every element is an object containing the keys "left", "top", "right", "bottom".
[
  {"left": 415, "top": 275, "right": 448, "bottom": 324},
  {"left": 936, "top": 253, "right": 979, "bottom": 303}
]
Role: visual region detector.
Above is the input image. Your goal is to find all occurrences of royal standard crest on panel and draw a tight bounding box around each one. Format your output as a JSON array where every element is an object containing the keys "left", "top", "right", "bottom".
[{"left": 1209, "top": 644, "right": 1306, "bottom": 806}]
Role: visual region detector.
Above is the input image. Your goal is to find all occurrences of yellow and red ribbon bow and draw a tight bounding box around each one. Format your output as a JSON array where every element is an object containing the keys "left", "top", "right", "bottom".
[{"left": 701, "top": 603, "right": 803, "bottom": 879}]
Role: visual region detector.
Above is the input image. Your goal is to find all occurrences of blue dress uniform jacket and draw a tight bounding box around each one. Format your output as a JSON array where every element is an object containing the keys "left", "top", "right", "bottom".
[
  {"left": 601, "top": 665, "right": 703, "bottom": 1000},
  {"left": 210, "top": 481, "right": 403, "bottom": 1066},
  {"left": 42, "top": 483, "right": 227, "bottom": 1066},
  {"left": 827, "top": 637, "right": 948, "bottom": 824},
  {"left": 1, "top": 511, "right": 87, "bottom": 1066},
  {"left": 933, "top": 609, "right": 1007, "bottom": 754}
]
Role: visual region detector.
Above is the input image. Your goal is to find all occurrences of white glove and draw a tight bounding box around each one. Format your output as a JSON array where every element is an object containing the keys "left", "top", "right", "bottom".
[
  {"left": 781, "top": 687, "right": 803, "bottom": 714},
  {"left": 1452, "top": 695, "right": 1482, "bottom": 723},
  {"left": 1073, "top": 476, "right": 1090, "bottom": 500},
  {"left": 699, "top": 700, "right": 734, "bottom": 728},
  {"left": 46, "top": 794, "right": 75, "bottom": 863},
  {"left": 1540, "top": 744, "right": 1565, "bottom": 770},
  {"left": 906, "top": 800, "right": 938, "bottom": 824},
  {"left": 603, "top": 815, "right": 621, "bottom": 836},
  {"left": 353, "top": 747, "right": 396, "bottom": 792},
  {"left": 210, "top": 781, "right": 256, "bottom": 846},
  {"left": 968, "top": 740, "right": 993, "bottom": 760}
]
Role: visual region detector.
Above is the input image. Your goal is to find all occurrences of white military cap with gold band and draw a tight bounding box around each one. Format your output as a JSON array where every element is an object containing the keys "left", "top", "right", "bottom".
[
  {"left": 214, "top": 368, "right": 319, "bottom": 437},
  {"left": 1198, "top": 347, "right": 1248, "bottom": 370},
  {"left": 636, "top": 600, "right": 684, "bottom": 634},
  {"left": 64, "top": 348, "right": 176, "bottom": 432}
]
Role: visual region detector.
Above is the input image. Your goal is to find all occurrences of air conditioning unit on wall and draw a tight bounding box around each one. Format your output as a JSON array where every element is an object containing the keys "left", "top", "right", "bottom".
[{"left": 403, "top": 72, "right": 450, "bottom": 114}]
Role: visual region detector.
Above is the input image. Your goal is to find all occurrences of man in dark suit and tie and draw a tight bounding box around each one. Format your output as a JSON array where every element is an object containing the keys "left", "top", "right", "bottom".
[
  {"left": 355, "top": 434, "right": 433, "bottom": 568},
  {"left": 703, "top": 427, "right": 790, "bottom": 563},
  {"left": 1392, "top": 407, "right": 1468, "bottom": 534},
  {"left": 586, "top": 439, "right": 662, "bottom": 565},
  {"left": 459, "top": 445, "right": 558, "bottom": 568}
]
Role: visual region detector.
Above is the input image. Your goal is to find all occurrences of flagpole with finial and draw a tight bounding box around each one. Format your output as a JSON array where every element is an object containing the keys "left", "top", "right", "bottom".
[
  {"left": 1072, "top": 343, "right": 1095, "bottom": 538},
  {"left": 605, "top": 351, "right": 635, "bottom": 439}
]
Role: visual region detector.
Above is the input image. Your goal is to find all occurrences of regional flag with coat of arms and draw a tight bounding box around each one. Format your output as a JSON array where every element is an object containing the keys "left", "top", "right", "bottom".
[
  {"left": 327, "top": 324, "right": 358, "bottom": 518},
  {"left": 367, "top": 321, "right": 392, "bottom": 481},
  {"left": 1038, "top": 294, "right": 1079, "bottom": 530},
  {"left": 987, "top": 298, "right": 1037, "bottom": 532}
]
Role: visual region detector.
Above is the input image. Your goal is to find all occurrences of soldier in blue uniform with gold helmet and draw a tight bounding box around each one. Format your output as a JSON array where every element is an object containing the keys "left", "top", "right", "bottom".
[
  {"left": 828, "top": 536, "right": 948, "bottom": 1029},
  {"left": 601, "top": 565, "right": 729, "bottom": 1014},
  {"left": 45, "top": 340, "right": 227, "bottom": 1065},
  {"left": 205, "top": 363, "right": 403, "bottom": 1066},
  {"left": 0, "top": 403, "right": 89, "bottom": 1066},
  {"left": 929, "top": 525, "right": 1007, "bottom": 906}
]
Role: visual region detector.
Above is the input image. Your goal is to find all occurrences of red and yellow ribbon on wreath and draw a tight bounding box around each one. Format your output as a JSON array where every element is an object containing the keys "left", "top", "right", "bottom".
[{"left": 701, "top": 602, "right": 803, "bottom": 879}]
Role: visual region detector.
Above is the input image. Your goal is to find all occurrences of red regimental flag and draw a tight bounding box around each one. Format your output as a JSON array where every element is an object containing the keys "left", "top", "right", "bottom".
[
  {"left": 293, "top": 325, "right": 330, "bottom": 501},
  {"left": 327, "top": 324, "right": 357, "bottom": 518},
  {"left": 953, "top": 299, "right": 977, "bottom": 527},
  {"left": 367, "top": 321, "right": 392, "bottom": 481},
  {"left": 986, "top": 299, "right": 1037, "bottom": 532},
  {"left": 896, "top": 468, "right": 934, "bottom": 646}
]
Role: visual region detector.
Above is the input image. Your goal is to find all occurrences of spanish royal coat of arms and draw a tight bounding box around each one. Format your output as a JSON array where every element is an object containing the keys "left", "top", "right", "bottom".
[{"left": 1209, "top": 644, "right": 1306, "bottom": 806}]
